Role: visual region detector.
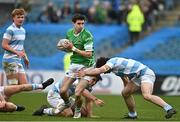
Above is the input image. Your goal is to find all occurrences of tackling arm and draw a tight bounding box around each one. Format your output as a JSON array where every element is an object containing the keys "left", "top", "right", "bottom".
[
  {"left": 76, "top": 64, "right": 111, "bottom": 78},
  {"left": 82, "top": 89, "right": 104, "bottom": 107},
  {"left": 85, "top": 65, "right": 111, "bottom": 76}
]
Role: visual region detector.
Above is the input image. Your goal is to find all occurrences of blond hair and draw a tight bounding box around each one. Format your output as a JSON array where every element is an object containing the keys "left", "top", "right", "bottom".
[{"left": 11, "top": 8, "right": 25, "bottom": 18}]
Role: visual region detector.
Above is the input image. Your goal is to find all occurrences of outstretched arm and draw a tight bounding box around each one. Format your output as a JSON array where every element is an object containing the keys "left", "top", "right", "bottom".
[
  {"left": 82, "top": 89, "right": 104, "bottom": 107},
  {"left": 77, "top": 64, "right": 111, "bottom": 77}
]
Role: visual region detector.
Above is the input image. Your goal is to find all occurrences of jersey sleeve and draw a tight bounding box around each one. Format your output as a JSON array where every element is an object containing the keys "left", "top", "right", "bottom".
[
  {"left": 106, "top": 58, "right": 116, "bottom": 69},
  {"left": 3, "top": 29, "right": 13, "bottom": 40},
  {"left": 84, "top": 32, "right": 94, "bottom": 51}
]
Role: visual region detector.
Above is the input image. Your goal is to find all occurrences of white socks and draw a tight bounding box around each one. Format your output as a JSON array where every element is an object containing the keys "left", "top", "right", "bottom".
[
  {"left": 32, "top": 84, "right": 43, "bottom": 90},
  {"left": 43, "top": 108, "right": 60, "bottom": 115},
  {"left": 128, "top": 111, "right": 137, "bottom": 117},
  {"left": 164, "top": 104, "right": 173, "bottom": 112}
]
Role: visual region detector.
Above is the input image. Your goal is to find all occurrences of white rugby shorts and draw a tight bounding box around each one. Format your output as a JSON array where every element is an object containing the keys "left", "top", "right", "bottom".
[
  {"left": 65, "top": 63, "right": 94, "bottom": 82},
  {"left": 132, "top": 68, "right": 156, "bottom": 86}
]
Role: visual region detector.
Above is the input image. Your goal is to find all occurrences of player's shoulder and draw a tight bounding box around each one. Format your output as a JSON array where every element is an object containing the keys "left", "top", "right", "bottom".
[
  {"left": 4, "top": 25, "right": 14, "bottom": 35},
  {"left": 6, "top": 24, "right": 25, "bottom": 32},
  {"left": 6, "top": 24, "right": 14, "bottom": 31},
  {"left": 109, "top": 57, "right": 119, "bottom": 61},
  {"left": 82, "top": 28, "right": 93, "bottom": 41},
  {"left": 67, "top": 28, "right": 74, "bottom": 34},
  {"left": 83, "top": 28, "right": 92, "bottom": 36},
  {"left": 20, "top": 26, "right": 25, "bottom": 32}
]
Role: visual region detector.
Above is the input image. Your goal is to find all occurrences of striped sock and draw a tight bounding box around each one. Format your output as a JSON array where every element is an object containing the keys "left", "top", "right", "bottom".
[{"left": 32, "top": 84, "right": 43, "bottom": 90}]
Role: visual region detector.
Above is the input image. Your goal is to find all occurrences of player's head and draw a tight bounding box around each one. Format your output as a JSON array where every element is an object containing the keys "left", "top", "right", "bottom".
[
  {"left": 11, "top": 8, "right": 25, "bottom": 27},
  {"left": 96, "top": 57, "right": 110, "bottom": 68},
  {"left": 72, "top": 14, "right": 86, "bottom": 33},
  {"left": 96, "top": 57, "right": 112, "bottom": 73}
]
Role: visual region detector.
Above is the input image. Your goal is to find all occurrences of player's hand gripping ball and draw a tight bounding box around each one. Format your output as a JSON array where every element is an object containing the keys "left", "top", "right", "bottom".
[{"left": 57, "top": 39, "right": 73, "bottom": 52}]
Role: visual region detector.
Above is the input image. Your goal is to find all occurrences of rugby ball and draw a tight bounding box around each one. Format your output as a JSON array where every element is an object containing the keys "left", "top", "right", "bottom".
[{"left": 57, "top": 39, "right": 71, "bottom": 52}]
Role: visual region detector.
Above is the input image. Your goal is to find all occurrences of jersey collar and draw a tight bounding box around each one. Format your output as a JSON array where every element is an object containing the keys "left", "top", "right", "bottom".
[{"left": 73, "top": 28, "right": 84, "bottom": 37}]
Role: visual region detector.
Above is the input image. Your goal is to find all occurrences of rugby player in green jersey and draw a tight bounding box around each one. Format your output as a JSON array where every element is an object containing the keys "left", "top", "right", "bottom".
[{"left": 59, "top": 14, "right": 100, "bottom": 118}]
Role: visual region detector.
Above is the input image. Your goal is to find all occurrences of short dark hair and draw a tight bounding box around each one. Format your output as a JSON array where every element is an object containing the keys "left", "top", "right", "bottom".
[
  {"left": 72, "top": 14, "right": 86, "bottom": 23},
  {"left": 96, "top": 57, "right": 110, "bottom": 68}
]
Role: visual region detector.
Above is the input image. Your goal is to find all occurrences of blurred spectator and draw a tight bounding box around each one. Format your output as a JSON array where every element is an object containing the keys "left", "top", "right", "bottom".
[
  {"left": 103, "top": 1, "right": 117, "bottom": 24},
  {"left": 126, "top": 3, "right": 144, "bottom": 45},
  {"left": 111, "top": 0, "right": 121, "bottom": 12},
  {"left": 164, "top": 0, "right": 174, "bottom": 10},
  {"left": 140, "top": 0, "right": 155, "bottom": 31},
  {"left": 94, "top": 0, "right": 108, "bottom": 24},
  {"left": 37, "top": 7, "right": 50, "bottom": 23},
  {"left": 61, "top": 1, "right": 71, "bottom": 19},
  {"left": 116, "top": 2, "right": 128, "bottom": 24},
  {"left": 15, "top": 0, "right": 31, "bottom": 13},
  {"left": 73, "top": 0, "right": 84, "bottom": 14},
  {"left": 15, "top": 0, "right": 31, "bottom": 21},
  {"left": 174, "top": 15, "right": 180, "bottom": 27},
  {"left": 87, "top": 6, "right": 96, "bottom": 23},
  {"left": 3, "top": 0, "right": 173, "bottom": 25},
  {"left": 46, "top": 2, "right": 59, "bottom": 23}
]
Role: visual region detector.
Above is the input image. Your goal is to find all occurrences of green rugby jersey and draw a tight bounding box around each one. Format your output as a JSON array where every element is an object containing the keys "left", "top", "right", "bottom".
[{"left": 66, "top": 28, "right": 95, "bottom": 67}]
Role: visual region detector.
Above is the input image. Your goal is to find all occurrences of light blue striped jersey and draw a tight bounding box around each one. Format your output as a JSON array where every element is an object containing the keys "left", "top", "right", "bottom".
[
  {"left": 2, "top": 23, "right": 25, "bottom": 63},
  {"left": 106, "top": 57, "right": 147, "bottom": 77},
  {"left": 52, "top": 80, "right": 76, "bottom": 97}
]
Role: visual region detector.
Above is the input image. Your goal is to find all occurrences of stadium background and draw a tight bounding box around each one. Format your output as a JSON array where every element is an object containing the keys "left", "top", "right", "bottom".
[{"left": 0, "top": 0, "right": 180, "bottom": 121}]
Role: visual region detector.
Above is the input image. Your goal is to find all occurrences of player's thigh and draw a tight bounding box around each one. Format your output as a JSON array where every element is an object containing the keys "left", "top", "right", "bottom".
[
  {"left": 4, "top": 84, "right": 28, "bottom": 98},
  {"left": 122, "top": 81, "right": 139, "bottom": 95},
  {"left": 65, "top": 63, "right": 85, "bottom": 78},
  {"left": 2, "top": 61, "right": 25, "bottom": 85},
  {"left": 141, "top": 82, "right": 154, "bottom": 95},
  {"left": 140, "top": 71, "right": 155, "bottom": 95},
  {"left": 75, "top": 79, "right": 88, "bottom": 94},
  {"left": 18, "top": 63, "right": 28, "bottom": 84},
  {"left": 2, "top": 62, "right": 18, "bottom": 77},
  {"left": 61, "top": 76, "right": 75, "bottom": 92}
]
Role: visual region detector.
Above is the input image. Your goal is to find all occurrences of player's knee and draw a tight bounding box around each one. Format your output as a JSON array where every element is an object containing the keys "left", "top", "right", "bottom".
[
  {"left": 5, "top": 102, "right": 16, "bottom": 112},
  {"left": 142, "top": 93, "right": 151, "bottom": 100},
  {"left": 122, "top": 90, "right": 130, "bottom": 98}
]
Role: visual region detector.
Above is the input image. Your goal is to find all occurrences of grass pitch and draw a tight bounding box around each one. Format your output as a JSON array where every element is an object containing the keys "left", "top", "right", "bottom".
[{"left": 0, "top": 92, "right": 179, "bottom": 121}]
